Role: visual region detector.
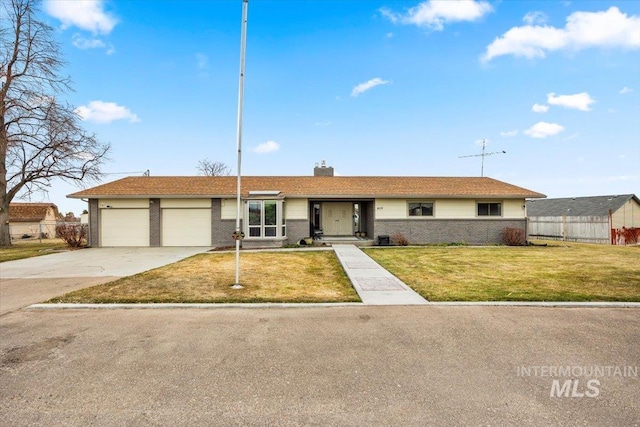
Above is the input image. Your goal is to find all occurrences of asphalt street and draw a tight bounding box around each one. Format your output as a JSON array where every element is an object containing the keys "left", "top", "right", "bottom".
[{"left": 1, "top": 306, "right": 638, "bottom": 426}]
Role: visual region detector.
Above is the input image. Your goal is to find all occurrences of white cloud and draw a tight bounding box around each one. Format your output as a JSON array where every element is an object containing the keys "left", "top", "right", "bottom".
[
  {"left": 381, "top": 0, "right": 493, "bottom": 31},
  {"left": 73, "top": 151, "right": 98, "bottom": 161},
  {"left": 71, "top": 33, "right": 115, "bottom": 55},
  {"left": 523, "top": 11, "right": 548, "bottom": 26},
  {"left": 44, "top": 0, "right": 118, "bottom": 35},
  {"left": 620, "top": 86, "right": 634, "bottom": 94},
  {"left": 72, "top": 34, "right": 105, "bottom": 50},
  {"left": 75, "top": 101, "right": 139, "bottom": 124},
  {"left": 195, "top": 53, "right": 208, "bottom": 70},
  {"left": 252, "top": 140, "right": 280, "bottom": 154},
  {"left": 547, "top": 92, "right": 595, "bottom": 111},
  {"left": 500, "top": 130, "right": 518, "bottom": 137},
  {"left": 607, "top": 175, "right": 639, "bottom": 182},
  {"left": 351, "top": 78, "right": 390, "bottom": 97},
  {"left": 314, "top": 121, "right": 332, "bottom": 127},
  {"left": 71, "top": 34, "right": 113, "bottom": 54},
  {"left": 524, "top": 121, "right": 565, "bottom": 138},
  {"left": 481, "top": 7, "right": 640, "bottom": 62},
  {"left": 532, "top": 103, "right": 549, "bottom": 113}
]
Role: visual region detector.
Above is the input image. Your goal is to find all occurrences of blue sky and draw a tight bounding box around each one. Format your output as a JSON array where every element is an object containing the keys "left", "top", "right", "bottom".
[{"left": 29, "top": 0, "right": 640, "bottom": 215}]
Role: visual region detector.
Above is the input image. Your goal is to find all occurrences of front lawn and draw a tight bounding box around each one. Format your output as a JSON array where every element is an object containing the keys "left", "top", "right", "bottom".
[
  {"left": 48, "top": 250, "right": 360, "bottom": 304},
  {"left": 0, "top": 239, "right": 69, "bottom": 262},
  {"left": 363, "top": 242, "right": 640, "bottom": 301}
]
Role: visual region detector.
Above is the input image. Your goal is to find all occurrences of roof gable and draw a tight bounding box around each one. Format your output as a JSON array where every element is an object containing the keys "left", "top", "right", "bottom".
[
  {"left": 9, "top": 203, "right": 59, "bottom": 222},
  {"left": 526, "top": 194, "right": 639, "bottom": 217},
  {"left": 68, "top": 176, "right": 545, "bottom": 199}
]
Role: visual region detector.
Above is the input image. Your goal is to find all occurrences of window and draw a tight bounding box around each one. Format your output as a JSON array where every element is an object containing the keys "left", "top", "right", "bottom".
[
  {"left": 408, "top": 202, "right": 434, "bottom": 217},
  {"left": 313, "top": 203, "right": 321, "bottom": 230},
  {"left": 264, "top": 200, "right": 277, "bottom": 237},
  {"left": 246, "top": 200, "right": 285, "bottom": 238},
  {"left": 477, "top": 202, "right": 502, "bottom": 216},
  {"left": 248, "top": 201, "right": 262, "bottom": 237}
]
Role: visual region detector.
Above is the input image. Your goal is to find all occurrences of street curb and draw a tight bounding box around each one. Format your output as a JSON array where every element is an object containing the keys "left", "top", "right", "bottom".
[
  {"left": 26, "top": 302, "right": 365, "bottom": 309},
  {"left": 26, "top": 302, "right": 640, "bottom": 310},
  {"left": 424, "top": 302, "right": 640, "bottom": 307}
]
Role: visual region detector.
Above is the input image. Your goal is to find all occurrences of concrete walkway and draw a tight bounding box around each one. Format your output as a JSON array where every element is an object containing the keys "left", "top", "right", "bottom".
[{"left": 333, "top": 244, "right": 428, "bottom": 305}]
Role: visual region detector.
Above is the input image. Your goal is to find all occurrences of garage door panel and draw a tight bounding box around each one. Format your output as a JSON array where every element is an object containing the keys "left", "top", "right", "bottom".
[
  {"left": 101, "top": 209, "right": 149, "bottom": 247},
  {"left": 162, "top": 209, "right": 211, "bottom": 246}
]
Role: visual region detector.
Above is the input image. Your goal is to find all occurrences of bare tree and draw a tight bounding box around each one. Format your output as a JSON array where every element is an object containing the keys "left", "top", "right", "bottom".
[
  {"left": 197, "top": 159, "right": 231, "bottom": 176},
  {"left": 0, "top": 0, "right": 110, "bottom": 246}
]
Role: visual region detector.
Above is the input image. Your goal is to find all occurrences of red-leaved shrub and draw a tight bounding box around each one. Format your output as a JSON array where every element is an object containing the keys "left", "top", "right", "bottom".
[
  {"left": 56, "top": 224, "right": 88, "bottom": 248},
  {"left": 391, "top": 233, "right": 409, "bottom": 246},
  {"left": 502, "top": 227, "right": 526, "bottom": 246}
]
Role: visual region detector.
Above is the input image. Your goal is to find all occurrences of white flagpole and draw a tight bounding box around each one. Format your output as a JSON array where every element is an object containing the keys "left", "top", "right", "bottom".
[{"left": 233, "top": 0, "right": 248, "bottom": 289}]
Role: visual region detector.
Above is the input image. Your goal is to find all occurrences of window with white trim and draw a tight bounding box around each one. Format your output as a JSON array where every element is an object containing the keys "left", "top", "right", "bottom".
[
  {"left": 246, "top": 200, "right": 285, "bottom": 238},
  {"left": 477, "top": 202, "right": 502, "bottom": 216}
]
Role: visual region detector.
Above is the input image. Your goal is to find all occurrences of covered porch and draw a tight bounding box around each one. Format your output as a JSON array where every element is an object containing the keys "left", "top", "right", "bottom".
[{"left": 308, "top": 200, "right": 375, "bottom": 241}]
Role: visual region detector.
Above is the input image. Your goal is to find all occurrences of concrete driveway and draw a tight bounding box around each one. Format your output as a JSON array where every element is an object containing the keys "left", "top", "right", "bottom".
[
  {"left": 0, "top": 247, "right": 209, "bottom": 315},
  {"left": 0, "top": 306, "right": 638, "bottom": 426}
]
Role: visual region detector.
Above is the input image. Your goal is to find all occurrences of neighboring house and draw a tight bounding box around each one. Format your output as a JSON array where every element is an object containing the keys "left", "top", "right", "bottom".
[
  {"left": 8, "top": 202, "right": 60, "bottom": 240},
  {"left": 68, "top": 165, "right": 545, "bottom": 248},
  {"left": 527, "top": 194, "right": 640, "bottom": 245}
]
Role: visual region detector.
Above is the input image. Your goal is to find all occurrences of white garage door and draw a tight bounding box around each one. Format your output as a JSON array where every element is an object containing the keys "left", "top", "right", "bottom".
[
  {"left": 101, "top": 209, "right": 149, "bottom": 247},
  {"left": 162, "top": 209, "right": 211, "bottom": 246}
]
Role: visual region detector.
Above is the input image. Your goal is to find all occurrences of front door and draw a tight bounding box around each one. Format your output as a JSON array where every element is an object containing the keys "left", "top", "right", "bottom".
[{"left": 322, "top": 202, "right": 353, "bottom": 236}]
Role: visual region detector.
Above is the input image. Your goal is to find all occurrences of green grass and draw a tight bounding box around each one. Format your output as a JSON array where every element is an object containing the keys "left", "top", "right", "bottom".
[
  {"left": 363, "top": 241, "right": 640, "bottom": 302},
  {"left": 48, "top": 250, "right": 360, "bottom": 304},
  {"left": 0, "top": 239, "right": 69, "bottom": 262}
]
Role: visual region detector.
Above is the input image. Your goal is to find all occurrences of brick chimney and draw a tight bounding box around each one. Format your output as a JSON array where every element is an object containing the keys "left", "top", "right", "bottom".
[{"left": 314, "top": 160, "right": 334, "bottom": 177}]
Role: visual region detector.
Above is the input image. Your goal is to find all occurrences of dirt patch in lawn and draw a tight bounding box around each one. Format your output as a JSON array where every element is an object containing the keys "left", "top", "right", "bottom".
[
  {"left": 48, "top": 251, "right": 360, "bottom": 304},
  {"left": 364, "top": 241, "right": 640, "bottom": 302}
]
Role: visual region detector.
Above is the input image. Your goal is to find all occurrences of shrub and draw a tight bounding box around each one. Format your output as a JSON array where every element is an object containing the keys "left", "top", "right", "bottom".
[
  {"left": 56, "top": 224, "right": 88, "bottom": 248},
  {"left": 391, "top": 232, "right": 409, "bottom": 246},
  {"left": 502, "top": 227, "right": 526, "bottom": 246},
  {"left": 613, "top": 227, "right": 640, "bottom": 245}
]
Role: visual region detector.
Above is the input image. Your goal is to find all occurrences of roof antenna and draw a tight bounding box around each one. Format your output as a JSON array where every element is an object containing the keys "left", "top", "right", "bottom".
[{"left": 459, "top": 139, "right": 506, "bottom": 177}]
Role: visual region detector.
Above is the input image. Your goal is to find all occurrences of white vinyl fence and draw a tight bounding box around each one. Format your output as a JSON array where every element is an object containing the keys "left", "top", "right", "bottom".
[{"left": 528, "top": 215, "right": 610, "bottom": 244}]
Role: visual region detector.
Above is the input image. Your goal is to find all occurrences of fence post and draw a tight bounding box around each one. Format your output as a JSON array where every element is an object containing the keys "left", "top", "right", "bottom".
[{"left": 609, "top": 209, "right": 614, "bottom": 245}]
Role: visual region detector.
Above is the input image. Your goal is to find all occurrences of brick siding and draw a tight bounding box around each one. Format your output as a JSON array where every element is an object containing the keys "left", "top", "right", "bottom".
[
  {"left": 149, "top": 198, "right": 160, "bottom": 246},
  {"left": 211, "top": 199, "right": 238, "bottom": 247},
  {"left": 88, "top": 199, "right": 99, "bottom": 247},
  {"left": 286, "top": 219, "right": 310, "bottom": 244},
  {"left": 374, "top": 218, "right": 527, "bottom": 245}
]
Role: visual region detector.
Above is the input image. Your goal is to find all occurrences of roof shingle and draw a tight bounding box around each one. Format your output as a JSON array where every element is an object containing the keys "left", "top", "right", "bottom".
[
  {"left": 68, "top": 176, "right": 545, "bottom": 199},
  {"left": 9, "top": 203, "right": 59, "bottom": 222},
  {"left": 526, "top": 194, "right": 638, "bottom": 217}
]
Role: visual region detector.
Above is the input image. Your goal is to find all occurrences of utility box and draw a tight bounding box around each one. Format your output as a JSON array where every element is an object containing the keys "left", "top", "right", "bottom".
[{"left": 377, "top": 235, "right": 390, "bottom": 246}]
